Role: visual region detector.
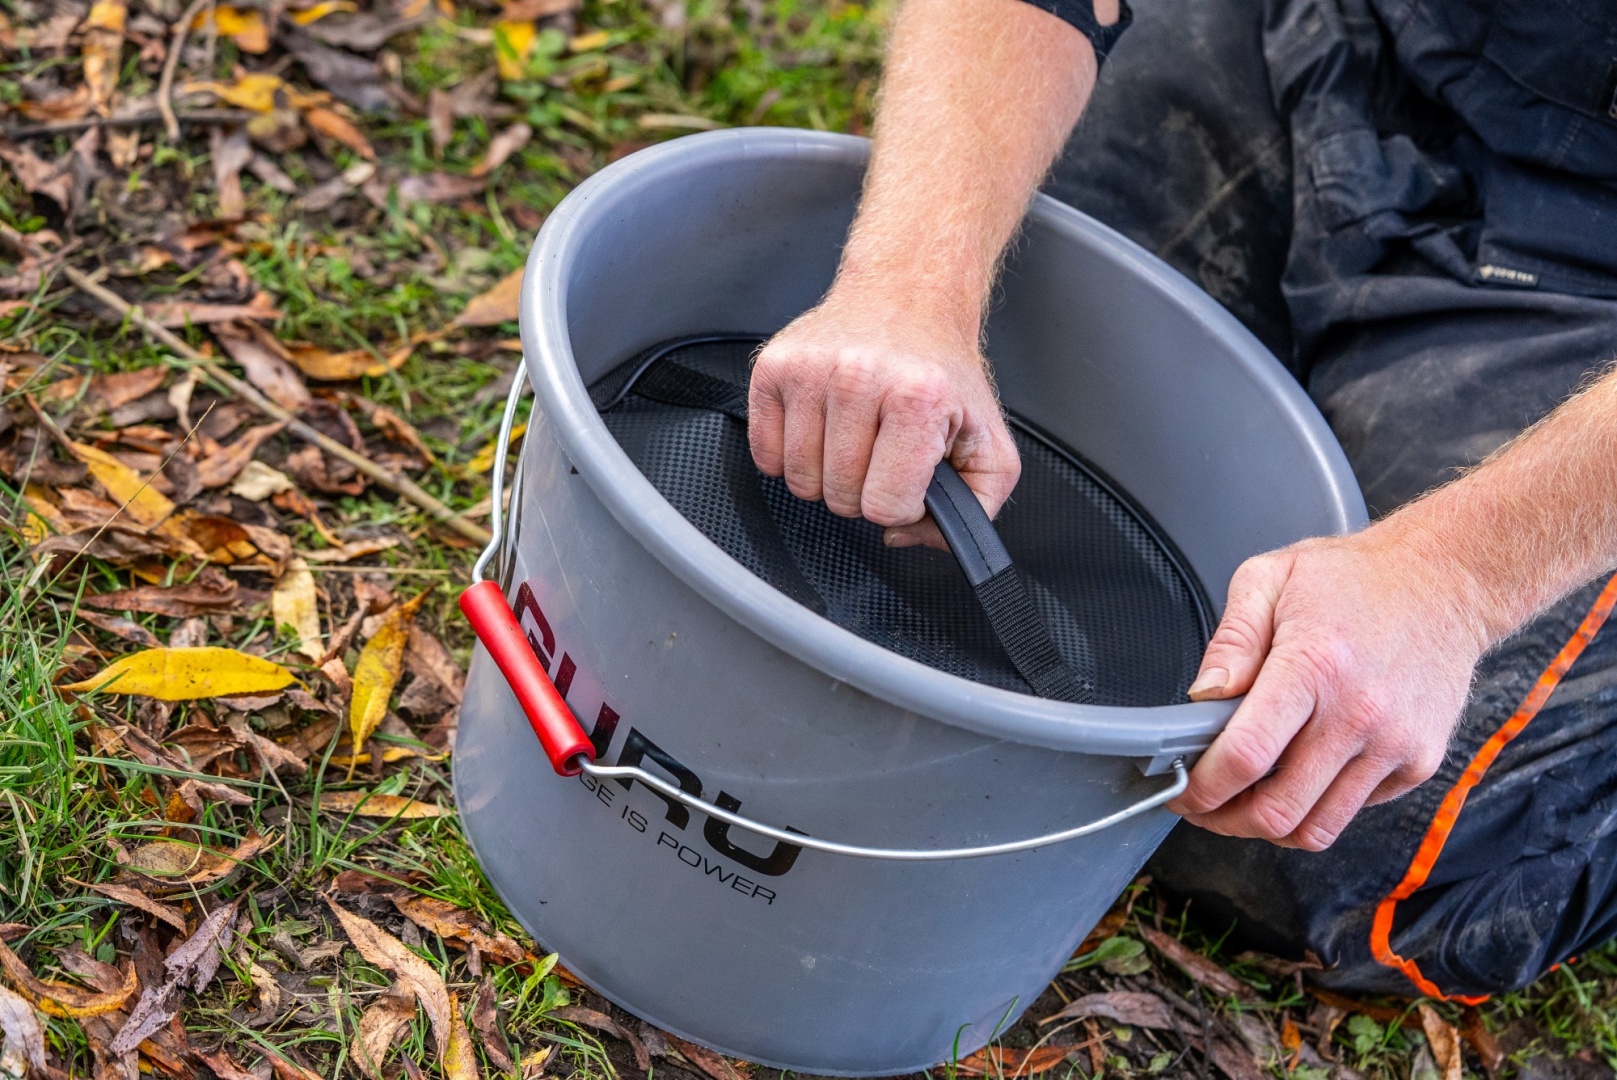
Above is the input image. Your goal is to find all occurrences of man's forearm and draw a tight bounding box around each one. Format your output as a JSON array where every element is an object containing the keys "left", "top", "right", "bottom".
[
  {"left": 833, "top": 0, "right": 1097, "bottom": 340},
  {"left": 1392, "top": 362, "right": 1617, "bottom": 649}
]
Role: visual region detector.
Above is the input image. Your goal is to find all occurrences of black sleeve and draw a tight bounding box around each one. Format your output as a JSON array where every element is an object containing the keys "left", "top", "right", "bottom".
[{"left": 1015, "top": 0, "right": 1133, "bottom": 64}]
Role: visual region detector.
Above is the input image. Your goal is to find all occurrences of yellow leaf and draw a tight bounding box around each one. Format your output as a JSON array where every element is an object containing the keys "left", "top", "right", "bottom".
[
  {"left": 568, "top": 28, "right": 608, "bottom": 51},
  {"left": 83, "top": 0, "right": 126, "bottom": 31},
  {"left": 272, "top": 558, "right": 324, "bottom": 662},
  {"left": 0, "top": 937, "right": 137, "bottom": 1019},
  {"left": 286, "top": 341, "right": 407, "bottom": 380},
  {"left": 81, "top": 0, "right": 125, "bottom": 112},
  {"left": 193, "top": 5, "right": 269, "bottom": 52},
  {"left": 22, "top": 485, "right": 70, "bottom": 536},
  {"left": 493, "top": 19, "right": 536, "bottom": 80},
  {"left": 289, "top": 0, "right": 357, "bottom": 24},
  {"left": 445, "top": 992, "right": 479, "bottom": 1080},
  {"left": 467, "top": 421, "right": 524, "bottom": 475},
  {"left": 183, "top": 74, "right": 325, "bottom": 113},
  {"left": 68, "top": 440, "right": 173, "bottom": 527},
  {"left": 62, "top": 646, "right": 296, "bottom": 700},
  {"left": 348, "top": 591, "right": 430, "bottom": 752},
  {"left": 454, "top": 267, "right": 523, "bottom": 327},
  {"left": 318, "top": 791, "right": 452, "bottom": 819}
]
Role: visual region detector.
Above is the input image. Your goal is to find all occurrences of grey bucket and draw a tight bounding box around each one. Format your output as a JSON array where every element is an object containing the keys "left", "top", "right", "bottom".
[{"left": 453, "top": 127, "right": 1366, "bottom": 1075}]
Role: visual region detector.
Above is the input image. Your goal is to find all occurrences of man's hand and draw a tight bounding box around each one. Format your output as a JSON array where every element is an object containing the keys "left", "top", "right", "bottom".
[
  {"left": 1168, "top": 524, "right": 1492, "bottom": 851},
  {"left": 749, "top": 294, "right": 1021, "bottom": 547}
]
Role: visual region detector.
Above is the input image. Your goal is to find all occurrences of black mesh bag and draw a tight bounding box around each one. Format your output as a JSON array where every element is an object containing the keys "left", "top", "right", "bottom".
[{"left": 592, "top": 335, "right": 1212, "bottom": 708}]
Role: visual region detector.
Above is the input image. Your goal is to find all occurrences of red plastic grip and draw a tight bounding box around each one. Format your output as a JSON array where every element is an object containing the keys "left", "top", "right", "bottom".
[{"left": 459, "top": 580, "right": 595, "bottom": 776}]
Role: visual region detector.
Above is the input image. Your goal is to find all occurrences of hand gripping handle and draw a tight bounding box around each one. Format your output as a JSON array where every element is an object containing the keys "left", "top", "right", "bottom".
[{"left": 460, "top": 580, "right": 594, "bottom": 776}]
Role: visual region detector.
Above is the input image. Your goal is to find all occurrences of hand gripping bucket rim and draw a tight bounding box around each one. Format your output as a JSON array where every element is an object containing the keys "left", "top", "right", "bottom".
[{"left": 500, "top": 127, "right": 1364, "bottom": 760}]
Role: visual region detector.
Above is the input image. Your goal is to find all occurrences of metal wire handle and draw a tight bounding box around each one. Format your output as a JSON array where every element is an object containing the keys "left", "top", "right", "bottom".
[
  {"left": 579, "top": 756, "right": 1188, "bottom": 861},
  {"left": 471, "top": 372, "right": 528, "bottom": 586}
]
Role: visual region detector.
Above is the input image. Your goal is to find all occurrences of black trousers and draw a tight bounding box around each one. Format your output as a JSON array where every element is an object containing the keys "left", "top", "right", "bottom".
[{"left": 1045, "top": 0, "right": 1617, "bottom": 997}]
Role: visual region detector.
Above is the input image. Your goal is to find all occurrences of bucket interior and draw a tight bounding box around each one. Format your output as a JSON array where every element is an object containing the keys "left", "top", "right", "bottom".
[{"left": 555, "top": 131, "right": 1360, "bottom": 621}]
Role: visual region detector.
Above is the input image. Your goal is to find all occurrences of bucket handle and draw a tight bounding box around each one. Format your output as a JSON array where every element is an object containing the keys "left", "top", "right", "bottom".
[{"left": 463, "top": 369, "right": 1188, "bottom": 860}]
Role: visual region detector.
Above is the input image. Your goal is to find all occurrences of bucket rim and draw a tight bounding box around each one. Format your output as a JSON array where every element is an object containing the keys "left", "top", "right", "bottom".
[{"left": 519, "top": 127, "right": 1364, "bottom": 759}]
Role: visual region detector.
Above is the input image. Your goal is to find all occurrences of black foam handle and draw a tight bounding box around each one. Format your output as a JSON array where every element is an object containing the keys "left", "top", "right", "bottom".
[{"left": 923, "top": 462, "right": 1012, "bottom": 587}]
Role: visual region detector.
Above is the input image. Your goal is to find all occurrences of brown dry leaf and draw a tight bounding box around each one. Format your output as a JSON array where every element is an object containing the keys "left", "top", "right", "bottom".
[
  {"left": 231, "top": 460, "right": 296, "bottom": 500},
  {"left": 428, "top": 88, "right": 453, "bottom": 156},
  {"left": 261, "top": 1043, "right": 326, "bottom": 1080},
  {"left": 84, "top": 580, "right": 244, "bottom": 618},
  {"left": 444, "top": 993, "right": 479, "bottom": 1080},
  {"left": 211, "top": 125, "right": 253, "bottom": 220},
  {"left": 146, "top": 295, "right": 282, "bottom": 328},
  {"left": 79, "top": 881, "right": 187, "bottom": 931},
  {"left": 351, "top": 985, "right": 415, "bottom": 1080},
  {"left": 1418, "top": 1004, "right": 1463, "bottom": 1080},
  {"left": 391, "top": 896, "right": 525, "bottom": 965},
  {"left": 318, "top": 791, "right": 451, "bottom": 819},
  {"left": 470, "top": 976, "right": 515, "bottom": 1073},
  {"left": 349, "top": 589, "right": 429, "bottom": 755},
  {"left": 89, "top": 367, "right": 168, "bottom": 411},
  {"left": 1042, "top": 991, "right": 1176, "bottom": 1030},
  {"left": 1139, "top": 927, "right": 1257, "bottom": 1001},
  {"left": 195, "top": 420, "right": 289, "bottom": 488},
  {"left": 470, "top": 121, "right": 531, "bottom": 177},
  {"left": 121, "top": 832, "right": 273, "bottom": 892},
  {"left": 327, "top": 901, "right": 450, "bottom": 1055},
  {"left": 0, "top": 936, "right": 138, "bottom": 1018},
  {"left": 663, "top": 1032, "right": 751, "bottom": 1080},
  {"left": 406, "top": 626, "right": 465, "bottom": 702},
  {"left": 214, "top": 321, "right": 312, "bottom": 413},
  {"left": 0, "top": 141, "right": 73, "bottom": 213},
  {"left": 286, "top": 341, "right": 406, "bottom": 381},
  {"left": 1306, "top": 987, "right": 1404, "bottom": 1024},
  {"left": 1459, "top": 1007, "right": 1504, "bottom": 1076},
  {"left": 305, "top": 106, "right": 376, "bottom": 160},
  {"left": 62, "top": 647, "right": 293, "bottom": 700},
  {"left": 952, "top": 1043, "right": 1090, "bottom": 1078},
  {"left": 386, "top": 171, "right": 487, "bottom": 206},
  {"left": 111, "top": 900, "right": 239, "bottom": 1054},
  {"left": 75, "top": 608, "right": 162, "bottom": 648},
  {"left": 302, "top": 537, "right": 402, "bottom": 563},
  {"left": 273, "top": 558, "right": 324, "bottom": 661},
  {"left": 455, "top": 268, "right": 523, "bottom": 328},
  {"left": 0, "top": 979, "right": 48, "bottom": 1079}
]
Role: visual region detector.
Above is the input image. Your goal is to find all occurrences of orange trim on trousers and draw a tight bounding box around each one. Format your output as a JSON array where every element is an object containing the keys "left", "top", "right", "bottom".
[{"left": 1369, "top": 572, "right": 1617, "bottom": 1002}]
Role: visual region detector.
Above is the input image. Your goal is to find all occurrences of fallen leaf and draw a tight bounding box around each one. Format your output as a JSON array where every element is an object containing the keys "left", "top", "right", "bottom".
[
  {"left": 183, "top": 73, "right": 326, "bottom": 113},
  {"left": 88, "top": 367, "right": 168, "bottom": 411},
  {"left": 238, "top": 961, "right": 282, "bottom": 1027},
  {"left": 1459, "top": 1006, "right": 1504, "bottom": 1076},
  {"left": 351, "top": 985, "right": 415, "bottom": 1080},
  {"left": 493, "top": 19, "right": 536, "bottom": 80},
  {"left": 231, "top": 460, "right": 296, "bottom": 500},
  {"left": 327, "top": 901, "right": 450, "bottom": 1055},
  {"left": 146, "top": 295, "right": 282, "bottom": 327},
  {"left": 67, "top": 440, "right": 179, "bottom": 531},
  {"left": 291, "top": 0, "right": 358, "bottom": 24},
  {"left": 302, "top": 0, "right": 432, "bottom": 49},
  {"left": 286, "top": 341, "right": 406, "bottom": 381},
  {"left": 445, "top": 993, "right": 479, "bottom": 1080},
  {"left": 214, "top": 321, "right": 312, "bottom": 413},
  {"left": 261, "top": 1042, "right": 326, "bottom": 1080},
  {"left": 79, "top": 881, "right": 188, "bottom": 931},
  {"left": 1042, "top": 991, "right": 1176, "bottom": 1030},
  {"left": 499, "top": 0, "right": 576, "bottom": 18},
  {"left": 301, "top": 537, "right": 401, "bottom": 563},
  {"left": 0, "top": 979, "right": 47, "bottom": 1079},
  {"left": 111, "top": 900, "right": 239, "bottom": 1053},
  {"left": 0, "top": 141, "right": 74, "bottom": 213},
  {"left": 471, "top": 976, "right": 515, "bottom": 1072},
  {"left": 121, "top": 833, "right": 273, "bottom": 892},
  {"left": 318, "top": 791, "right": 451, "bottom": 819},
  {"left": 428, "top": 89, "right": 453, "bottom": 156},
  {"left": 283, "top": 27, "right": 393, "bottom": 112},
  {"left": 349, "top": 589, "right": 429, "bottom": 754},
  {"left": 193, "top": 5, "right": 269, "bottom": 52},
  {"left": 952, "top": 1043, "right": 1091, "bottom": 1078},
  {"left": 470, "top": 121, "right": 531, "bottom": 177},
  {"left": 272, "top": 558, "right": 324, "bottom": 662},
  {"left": 1140, "top": 927, "right": 1256, "bottom": 1001},
  {"left": 62, "top": 647, "right": 294, "bottom": 700},
  {"left": 305, "top": 106, "right": 376, "bottom": 160},
  {"left": 391, "top": 895, "right": 524, "bottom": 965},
  {"left": 83, "top": 580, "right": 245, "bottom": 618},
  {"left": 199, "top": 1046, "right": 260, "bottom": 1080},
  {"left": 211, "top": 125, "right": 253, "bottom": 219},
  {"left": 637, "top": 112, "right": 722, "bottom": 131},
  {"left": 1418, "top": 1004, "right": 1462, "bottom": 1080},
  {"left": 406, "top": 626, "right": 465, "bottom": 701},
  {"left": 81, "top": 0, "right": 126, "bottom": 113},
  {"left": 74, "top": 608, "right": 162, "bottom": 648},
  {"left": 0, "top": 936, "right": 138, "bottom": 1018},
  {"left": 386, "top": 171, "right": 487, "bottom": 206},
  {"left": 663, "top": 1032, "right": 750, "bottom": 1080},
  {"left": 455, "top": 268, "right": 522, "bottom": 327},
  {"left": 196, "top": 420, "right": 289, "bottom": 488}
]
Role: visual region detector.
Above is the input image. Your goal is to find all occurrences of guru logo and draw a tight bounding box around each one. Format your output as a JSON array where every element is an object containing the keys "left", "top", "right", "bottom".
[{"left": 513, "top": 584, "right": 805, "bottom": 891}]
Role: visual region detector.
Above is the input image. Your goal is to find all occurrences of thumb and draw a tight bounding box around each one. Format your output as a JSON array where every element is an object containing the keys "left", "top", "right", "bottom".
[{"left": 1189, "top": 550, "right": 1293, "bottom": 700}]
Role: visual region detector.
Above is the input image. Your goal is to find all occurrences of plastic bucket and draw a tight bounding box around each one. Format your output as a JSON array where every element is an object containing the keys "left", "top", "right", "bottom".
[{"left": 454, "top": 128, "right": 1366, "bottom": 1075}]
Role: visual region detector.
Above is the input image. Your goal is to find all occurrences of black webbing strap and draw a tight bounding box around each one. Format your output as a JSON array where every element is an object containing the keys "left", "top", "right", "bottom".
[{"left": 621, "top": 356, "right": 1091, "bottom": 705}]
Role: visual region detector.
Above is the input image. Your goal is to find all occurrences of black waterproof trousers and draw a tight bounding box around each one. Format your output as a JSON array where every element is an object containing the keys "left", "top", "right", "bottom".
[{"left": 1045, "top": 0, "right": 1617, "bottom": 998}]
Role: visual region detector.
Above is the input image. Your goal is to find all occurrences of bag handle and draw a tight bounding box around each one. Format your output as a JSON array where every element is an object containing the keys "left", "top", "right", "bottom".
[{"left": 625, "top": 354, "right": 1090, "bottom": 703}]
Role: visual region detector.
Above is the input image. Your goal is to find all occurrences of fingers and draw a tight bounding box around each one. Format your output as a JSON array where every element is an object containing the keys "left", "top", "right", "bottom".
[
  {"left": 747, "top": 361, "right": 788, "bottom": 478},
  {"left": 862, "top": 374, "right": 956, "bottom": 527},
  {"left": 822, "top": 360, "right": 885, "bottom": 517},
  {"left": 1277, "top": 755, "right": 1398, "bottom": 850},
  {"left": 1188, "top": 552, "right": 1294, "bottom": 701},
  {"left": 1169, "top": 653, "right": 1318, "bottom": 817}
]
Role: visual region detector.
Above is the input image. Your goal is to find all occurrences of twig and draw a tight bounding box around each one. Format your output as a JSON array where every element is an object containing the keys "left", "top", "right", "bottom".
[
  {"left": 159, "top": 0, "right": 215, "bottom": 142},
  {"left": 1, "top": 228, "right": 491, "bottom": 544},
  {"left": 1, "top": 108, "right": 255, "bottom": 140}
]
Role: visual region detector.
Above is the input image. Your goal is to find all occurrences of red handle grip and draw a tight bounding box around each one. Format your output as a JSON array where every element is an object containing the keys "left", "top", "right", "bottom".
[{"left": 459, "top": 580, "right": 594, "bottom": 776}]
